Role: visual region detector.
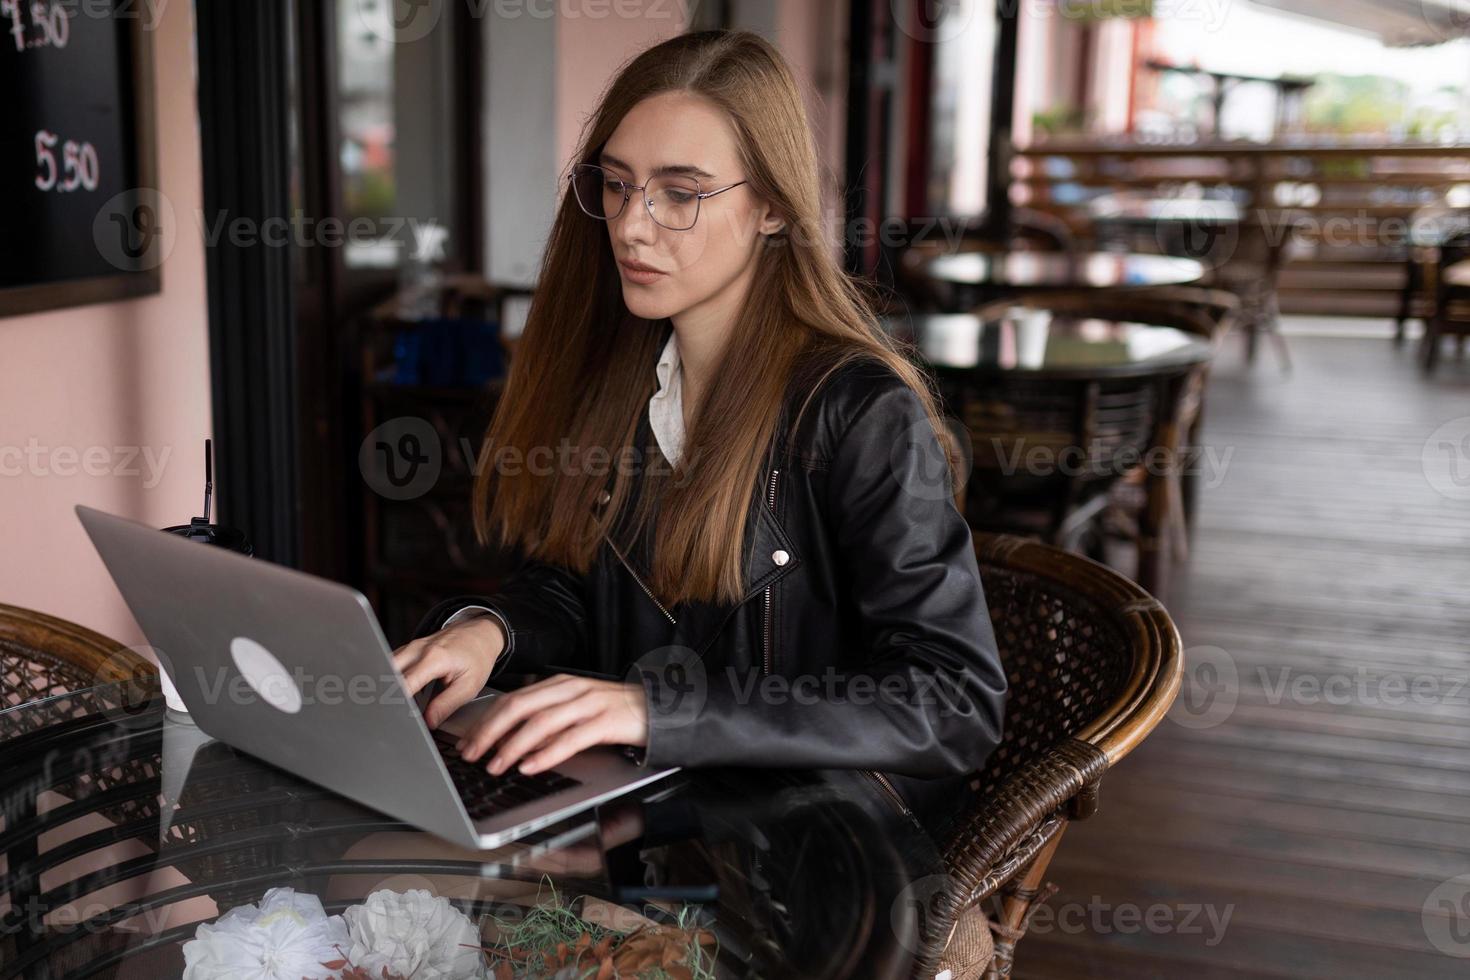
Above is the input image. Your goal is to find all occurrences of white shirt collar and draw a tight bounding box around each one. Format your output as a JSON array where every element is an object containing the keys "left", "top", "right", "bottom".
[{"left": 648, "top": 329, "right": 684, "bottom": 466}]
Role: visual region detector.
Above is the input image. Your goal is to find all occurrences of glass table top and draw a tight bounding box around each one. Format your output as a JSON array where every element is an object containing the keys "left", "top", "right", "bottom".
[{"left": 0, "top": 684, "right": 942, "bottom": 979}]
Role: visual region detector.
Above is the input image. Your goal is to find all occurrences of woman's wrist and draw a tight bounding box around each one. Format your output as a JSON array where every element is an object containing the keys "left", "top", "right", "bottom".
[{"left": 449, "top": 612, "right": 507, "bottom": 673}]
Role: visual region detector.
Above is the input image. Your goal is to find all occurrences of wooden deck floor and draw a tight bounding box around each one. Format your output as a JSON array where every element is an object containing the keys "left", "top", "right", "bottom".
[{"left": 1016, "top": 329, "right": 1470, "bottom": 979}]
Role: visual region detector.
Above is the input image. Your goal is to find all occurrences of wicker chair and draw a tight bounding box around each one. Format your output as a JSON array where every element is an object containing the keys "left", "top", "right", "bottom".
[
  {"left": 0, "top": 602, "right": 158, "bottom": 742},
  {"left": 917, "top": 533, "right": 1183, "bottom": 979},
  {"left": 1199, "top": 208, "right": 1304, "bottom": 371}
]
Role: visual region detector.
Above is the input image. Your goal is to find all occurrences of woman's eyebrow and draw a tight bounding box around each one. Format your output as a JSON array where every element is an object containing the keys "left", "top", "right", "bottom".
[{"left": 599, "top": 152, "right": 715, "bottom": 182}]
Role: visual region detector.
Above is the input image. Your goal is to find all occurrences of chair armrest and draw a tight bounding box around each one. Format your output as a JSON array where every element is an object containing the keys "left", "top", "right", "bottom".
[
  {"left": 912, "top": 738, "right": 1110, "bottom": 976},
  {"left": 940, "top": 738, "right": 1109, "bottom": 905}
]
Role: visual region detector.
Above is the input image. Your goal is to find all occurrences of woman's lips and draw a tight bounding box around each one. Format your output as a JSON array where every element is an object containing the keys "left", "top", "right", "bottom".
[{"left": 618, "top": 260, "right": 666, "bottom": 285}]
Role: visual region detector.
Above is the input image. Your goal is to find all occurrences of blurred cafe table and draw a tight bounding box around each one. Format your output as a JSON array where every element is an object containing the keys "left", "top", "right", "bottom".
[
  {"left": 922, "top": 249, "right": 1206, "bottom": 309},
  {"left": 0, "top": 681, "right": 939, "bottom": 979},
  {"left": 884, "top": 308, "right": 1215, "bottom": 597},
  {"left": 1088, "top": 192, "right": 1243, "bottom": 261}
]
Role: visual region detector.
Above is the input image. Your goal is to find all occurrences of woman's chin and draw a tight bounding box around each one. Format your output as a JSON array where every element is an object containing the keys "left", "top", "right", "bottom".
[{"left": 621, "top": 288, "right": 682, "bottom": 321}]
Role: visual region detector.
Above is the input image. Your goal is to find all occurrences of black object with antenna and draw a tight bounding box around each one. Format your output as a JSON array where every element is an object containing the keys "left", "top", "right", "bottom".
[{"left": 163, "top": 439, "right": 254, "bottom": 556}]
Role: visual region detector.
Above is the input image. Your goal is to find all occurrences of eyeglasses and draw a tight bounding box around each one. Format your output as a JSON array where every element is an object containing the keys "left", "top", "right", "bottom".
[{"left": 569, "top": 163, "right": 747, "bottom": 232}]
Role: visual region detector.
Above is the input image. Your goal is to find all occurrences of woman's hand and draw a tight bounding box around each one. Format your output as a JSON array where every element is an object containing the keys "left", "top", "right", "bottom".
[
  {"left": 391, "top": 614, "right": 507, "bottom": 729},
  {"left": 455, "top": 675, "right": 648, "bottom": 776}
]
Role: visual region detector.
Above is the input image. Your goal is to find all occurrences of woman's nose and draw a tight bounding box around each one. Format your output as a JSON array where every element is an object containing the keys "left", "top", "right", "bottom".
[{"left": 613, "top": 190, "right": 658, "bottom": 244}]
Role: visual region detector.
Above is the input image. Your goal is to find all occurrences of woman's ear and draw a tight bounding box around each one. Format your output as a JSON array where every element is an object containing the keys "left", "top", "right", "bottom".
[{"left": 758, "top": 211, "right": 787, "bottom": 237}]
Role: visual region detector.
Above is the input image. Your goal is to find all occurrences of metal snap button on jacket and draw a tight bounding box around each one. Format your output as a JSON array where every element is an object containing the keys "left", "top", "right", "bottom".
[{"left": 772, "top": 549, "right": 790, "bottom": 566}]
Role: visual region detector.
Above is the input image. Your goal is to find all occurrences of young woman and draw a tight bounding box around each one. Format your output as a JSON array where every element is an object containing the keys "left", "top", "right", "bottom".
[{"left": 392, "top": 29, "right": 1006, "bottom": 837}]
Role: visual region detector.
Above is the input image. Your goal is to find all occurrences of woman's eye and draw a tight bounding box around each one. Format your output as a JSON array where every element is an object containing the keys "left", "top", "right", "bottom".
[
  {"left": 605, "top": 179, "right": 626, "bottom": 192},
  {"left": 664, "top": 190, "right": 695, "bottom": 205}
]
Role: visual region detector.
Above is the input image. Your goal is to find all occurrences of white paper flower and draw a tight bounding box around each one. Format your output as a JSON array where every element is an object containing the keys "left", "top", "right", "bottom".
[
  {"left": 182, "top": 886, "right": 350, "bottom": 980},
  {"left": 343, "top": 888, "right": 487, "bottom": 979}
]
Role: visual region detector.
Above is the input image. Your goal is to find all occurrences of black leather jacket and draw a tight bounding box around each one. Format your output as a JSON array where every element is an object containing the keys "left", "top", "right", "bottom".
[{"left": 413, "top": 348, "right": 1007, "bottom": 832}]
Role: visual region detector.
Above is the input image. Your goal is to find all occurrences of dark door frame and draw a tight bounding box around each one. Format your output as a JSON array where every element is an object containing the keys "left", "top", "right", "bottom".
[
  {"left": 196, "top": 0, "right": 482, "bottom": 578},
  {"left": 844, "top": 0, "right": 1021, "bottom": 277},
  {"left": 196, "top": 0, "right": 302, "bottom": 566}
]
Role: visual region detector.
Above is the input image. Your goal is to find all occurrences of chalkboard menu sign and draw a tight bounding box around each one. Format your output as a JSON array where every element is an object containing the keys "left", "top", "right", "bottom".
[{"left": 1, "top": 0, "right": 159, "bottom": 317}]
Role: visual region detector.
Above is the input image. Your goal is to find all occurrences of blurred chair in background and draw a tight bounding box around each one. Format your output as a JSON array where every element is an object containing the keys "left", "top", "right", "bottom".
[
  {"left": 1198, "top": 209, "right": 1302, "bottom": 371},
  {"left": 1422, "top": 230, "right": 1470, "bottom": 374},
  {"left": 1396, "top": 202, "right": 1470, "bottom": 349}
]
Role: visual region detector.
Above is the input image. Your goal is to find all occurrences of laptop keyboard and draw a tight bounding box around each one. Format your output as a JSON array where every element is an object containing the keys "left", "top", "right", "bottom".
[{"left": 431, "top": 729, "right": 582, "bottom": 820}]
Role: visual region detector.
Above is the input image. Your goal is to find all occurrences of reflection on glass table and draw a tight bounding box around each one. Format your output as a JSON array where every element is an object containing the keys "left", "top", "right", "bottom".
[{"left": 0, "top": 687, "right": 938, "bottom": 979}]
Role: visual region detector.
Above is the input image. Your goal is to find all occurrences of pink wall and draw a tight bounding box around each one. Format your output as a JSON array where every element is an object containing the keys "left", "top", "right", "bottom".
[
  {"left": 776, "top": 0, "right": 848, "bottom": 187},
  {"left": 776, "top": 0, "right": 850, "bottom": 260},
  {"left": 0, "top": 0, "right": 211, "bottom": 648},
  {"left": 554, "top": 4, "right": 689, "bottom": 172},
  {"left": 553, "top": 3, "right": 846, "bottom": 177},
  {"left": 552, "top": 2, "right": 847, "bottom": 252}
]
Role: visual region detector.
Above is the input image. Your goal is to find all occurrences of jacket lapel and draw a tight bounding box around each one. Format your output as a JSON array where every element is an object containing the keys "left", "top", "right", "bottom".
[{"left": 671, "top": 486, "right": 801, "bottom": 658}]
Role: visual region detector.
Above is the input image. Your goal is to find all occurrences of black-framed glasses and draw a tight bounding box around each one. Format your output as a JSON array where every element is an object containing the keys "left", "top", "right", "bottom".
[{"left": 569, "top": 163, "right": 747, "bottom": 232}]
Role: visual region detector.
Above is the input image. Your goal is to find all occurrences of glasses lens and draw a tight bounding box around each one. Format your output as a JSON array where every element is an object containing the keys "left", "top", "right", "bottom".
[
  {"left": 572, "top": 166, "right": 626, "bottom": 221},
  {"left": 647, "top": 175, "right": 701, "bottom": 231}
]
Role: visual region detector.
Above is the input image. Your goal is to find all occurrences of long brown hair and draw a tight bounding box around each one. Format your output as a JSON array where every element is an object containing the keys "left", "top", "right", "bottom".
[{"left": 472, "top": 29, "right": 955, "bottom": 607}]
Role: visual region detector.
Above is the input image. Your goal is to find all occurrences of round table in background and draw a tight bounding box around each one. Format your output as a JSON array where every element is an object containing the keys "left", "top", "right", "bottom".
[
  {"left": 0, "top": 682, "right": 941, "bottom": 979},
  {"left": 923, "top": 250, "right": 1206, "bottom": 309},
  {"left": 1088, "top": 193, "right": 1242, "bottom": 227},
  {"left": 884, "top": 309, "right": 1214, "bottom": 380},
  {"left": 883, "top": 308, "right": 1214, "bottom": 597},
  {"left": 1087, "top": 194, "right": 1243, "bottom": 263}
]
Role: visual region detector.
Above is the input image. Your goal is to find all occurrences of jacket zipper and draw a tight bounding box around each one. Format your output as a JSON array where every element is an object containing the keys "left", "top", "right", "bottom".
[
  {"left": 604, "top": 533, "right": 677, "bottom": 624},
  {"left": 864, "top": 769, "right": 915, "bottom": 821},
  {"left": 761, "top": 468, "right": 779, "bottom": 676}
]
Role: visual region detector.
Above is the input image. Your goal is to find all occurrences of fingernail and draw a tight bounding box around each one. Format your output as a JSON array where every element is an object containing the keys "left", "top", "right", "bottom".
[
  {"left": 488, "top": 756, "right": 503, "bottom": 774},
  {"left": 520, "top": 759, "right": 539, "bottom": 774}
]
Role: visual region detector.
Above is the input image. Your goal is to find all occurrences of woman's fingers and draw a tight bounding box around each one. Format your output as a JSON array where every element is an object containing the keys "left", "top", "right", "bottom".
[
  {"left": 422, "top": 668, "right": 482, "bottom": 730},
  {"left": 485, "top": 697, "right": 603, "bottom": 775},
  {"left": 391, "top": 640, "right": 424, "bottom": 676},
  {"left": 398, "top": 645, "right": 448, "bottom": 698},
  {"left": 458, "top": 676, "right": 588, "bottom": 762},
  {"left": 517, "top": 718, "right": 610, "bottom": 775}
]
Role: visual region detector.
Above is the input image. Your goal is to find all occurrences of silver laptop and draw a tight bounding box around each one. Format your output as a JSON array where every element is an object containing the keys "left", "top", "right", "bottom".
[{"left": 76, "top": 504, "right": 677, "bottom": 850}]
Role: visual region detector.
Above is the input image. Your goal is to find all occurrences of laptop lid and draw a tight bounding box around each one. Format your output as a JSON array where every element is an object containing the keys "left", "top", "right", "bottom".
[{"left": 75, "top": 504, "right": 481, "bottom": 847}]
